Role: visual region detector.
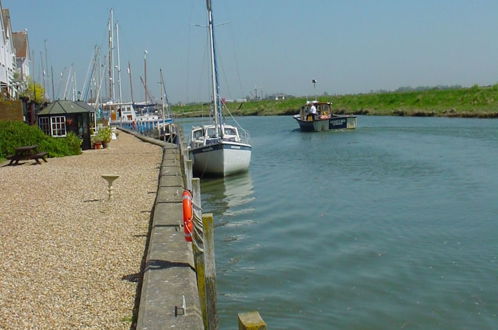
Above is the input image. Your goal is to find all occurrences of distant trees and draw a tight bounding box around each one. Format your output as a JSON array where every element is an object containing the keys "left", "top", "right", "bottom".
[{"left": 394, "top": 85, "right": 463, "bottom": 93}]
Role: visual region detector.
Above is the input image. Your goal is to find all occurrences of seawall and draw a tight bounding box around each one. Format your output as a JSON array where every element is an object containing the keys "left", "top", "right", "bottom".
[{"left": 119, "top": 128, "right": 203, "bottom": 329}]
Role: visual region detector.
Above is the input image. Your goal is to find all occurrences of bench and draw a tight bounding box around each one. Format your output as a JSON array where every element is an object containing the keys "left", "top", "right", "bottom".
[
  {"left": 30, "top": 152, "right": 48, "bottom": 164},
  {"left": 7, "top": 145, "right": 48, "bottom": 165}
]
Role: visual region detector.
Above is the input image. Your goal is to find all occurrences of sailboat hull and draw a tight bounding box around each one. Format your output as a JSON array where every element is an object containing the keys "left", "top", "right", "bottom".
[{"left": 190, "top": 141, "right": 252, "bottom": 177}]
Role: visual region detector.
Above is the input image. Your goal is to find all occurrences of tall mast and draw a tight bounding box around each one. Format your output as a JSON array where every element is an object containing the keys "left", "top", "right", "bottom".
[
  {"left": 31, "top": 49, "right": 36, "bottom": 103},
  {"left": 44, "top": 40, "right": 49, "bottom": 99},
  {"left": 72, "top": 71, "right": 77, "bottom": 101},
  {"left": 63, "top": 64, "right": 72, "bottom": 100},
  {"left": 160, "top": 68, "right": 169, "bottom": 119},
  {"left": 39, "top": 51, "right": 45, "bottom": 99},
  {"left": 128, "top": 62, "right": 134, "bottom": 104},
  {"left": 115, "top": 22, "right": 123, "bottom": 104},
  {"left": 144, "top": 50, "right": 148, "bottom": 104},
  {"left": 206, "top": 0, "right": 223, "bottom": 137},
  {"left": 50, "top": 65, "right": 55, "bottom": 100},
  {"left": 108, "top": 8, "right": 114, "bottom": 102}
]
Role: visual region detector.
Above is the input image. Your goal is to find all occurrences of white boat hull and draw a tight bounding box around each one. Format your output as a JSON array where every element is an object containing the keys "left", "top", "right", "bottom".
[{"left": 190, "top": 141, "right": 252, "bottom": 177}]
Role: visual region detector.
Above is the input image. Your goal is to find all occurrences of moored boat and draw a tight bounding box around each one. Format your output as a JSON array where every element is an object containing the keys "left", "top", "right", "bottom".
[
  {"left": 107, "top": 102, "right": 172, "bottom": 135},
  {"left": 188, "top": 0, "right": 252, "bottom": 177},
  {"left": 190, "top": 124, "right": 251, "bottom": 176},
  {"left": 293, "top": 101, "right": 357, "bottom": 132}
]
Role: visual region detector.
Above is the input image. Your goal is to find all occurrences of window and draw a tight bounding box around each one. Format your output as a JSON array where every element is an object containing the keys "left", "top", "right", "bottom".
[
  {"left": 193, "top": 129, "right": 204, "bottom": 140},
  {"left": 224, "top": 127, "right": 237, "bottom": 136},
  {"left": 207, "top": 127, "right": 217, "bottom": 138},
  {"left": 39, "top": 117, "right": 50, "bottom": 135},
  {"left": 51, "top": 116, "right": 67, "bottom": 137}
]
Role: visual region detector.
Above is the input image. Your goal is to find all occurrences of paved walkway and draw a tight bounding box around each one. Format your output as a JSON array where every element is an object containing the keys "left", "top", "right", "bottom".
[{"left": 0, "top": 132, "right": 162, "bottom": 329}]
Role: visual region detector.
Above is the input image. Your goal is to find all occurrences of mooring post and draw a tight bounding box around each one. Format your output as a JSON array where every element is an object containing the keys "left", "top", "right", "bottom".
[
  {"left": 186, "top": 160, "right": 193, "bottom": 191},
  {"left": 238, "top": 311, "right": 267, "bottom": 330},
  {"left": 192, "top": 240, "right": 207, "bottom": 329},
  {"left": 203, "top": 213, "right": 217, "bottom": 330},
  {"left": 183, "top": 142, "right": 189, "bottom": 180},
  {"left": 192, "top": 178, "right": 201, "bottom": 218},
  {"left": 191, "top": 178, "right": 207, "bottom": 327}
]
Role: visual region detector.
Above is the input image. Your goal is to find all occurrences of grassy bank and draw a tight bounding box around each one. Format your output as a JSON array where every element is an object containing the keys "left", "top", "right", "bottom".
[
  {"left": 0, "top": 121, "right": 82, "bottom": 160},
  {"left": 172, "top": 84, "right": 498, "bottom": 118}
]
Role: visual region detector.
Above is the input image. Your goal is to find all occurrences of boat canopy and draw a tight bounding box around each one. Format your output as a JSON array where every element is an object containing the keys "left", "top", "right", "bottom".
[
  {"left": 191, "top": 124, "right": 241, "bottom": 148},
  {"left": 300, "top": 102, "right": 331, "bottom": 120}
]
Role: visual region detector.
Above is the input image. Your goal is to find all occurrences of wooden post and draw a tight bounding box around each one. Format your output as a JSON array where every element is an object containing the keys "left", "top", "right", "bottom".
[
  {"left": 191, "top": 178, "right": 207, "bottom": 327},
  {"left": 192, "top": 238, "right": 207, "bottom": 329},
  {"left": 203, "top": 213, "right": 217, "bottom": 330},
  {"left": 182, "top": 141, "right": 188, "bottom": 162},
  {"left": 182, "top": 142, "right": 189, "bottom": 182},
  {"left": 186, "top": 160, "right": 193, "bottom": 191},
  {"left": 238, "top": 312, "right": 267, "bottom": 330},
  {"left": 192, "top": 178, "right": 201, "bottom": 218}
]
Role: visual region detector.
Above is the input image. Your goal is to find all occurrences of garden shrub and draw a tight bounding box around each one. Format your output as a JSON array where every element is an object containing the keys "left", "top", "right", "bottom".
[{"left": 0, "top": 120, "right": 82, "bottom": 159}]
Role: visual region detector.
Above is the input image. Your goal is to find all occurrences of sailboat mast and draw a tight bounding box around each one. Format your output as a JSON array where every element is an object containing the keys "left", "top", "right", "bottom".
[
  {"left": 160, "top": 68, "right": 170, "bottom": 117},
  {"left": 144, "top": 50, "right": 148, "bottom": 105},
  {"left": 160, "top": 69, "right": 165, "bottom": 119},
  {"left": 128, "top": 62, "right": 134, "bottom": 104},
  {"left": 116, "top": 22, "right": 123, "bottom": 104},
  {"left": 108, "top": 8, "right": 114, "bottom": 102},
  {"left": 206, "top": 0, "right": 223, "bottom": 137}
]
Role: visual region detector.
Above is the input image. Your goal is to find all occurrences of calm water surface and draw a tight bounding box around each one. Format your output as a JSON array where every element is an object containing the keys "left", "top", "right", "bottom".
[{"left": 183, "top": 115, "right": 498, "bottom": 329}]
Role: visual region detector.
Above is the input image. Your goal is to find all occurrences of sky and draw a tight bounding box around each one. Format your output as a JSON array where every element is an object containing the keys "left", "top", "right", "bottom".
[{"left": 5, "top": 0, "right": 498, "bottom": 104}]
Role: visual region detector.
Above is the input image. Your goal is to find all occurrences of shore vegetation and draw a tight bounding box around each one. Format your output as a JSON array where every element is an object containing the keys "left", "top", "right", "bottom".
[{"left": 171, "top": 84, "right": 498, "bottom": 118}]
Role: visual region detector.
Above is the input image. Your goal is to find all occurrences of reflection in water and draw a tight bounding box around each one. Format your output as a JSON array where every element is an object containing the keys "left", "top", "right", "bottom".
[
  {"left": 181, "top": 116, "right": 498, "bottom": 330},
  {"left": 200, "top": 172, "right": 255, "bottom": 224}
]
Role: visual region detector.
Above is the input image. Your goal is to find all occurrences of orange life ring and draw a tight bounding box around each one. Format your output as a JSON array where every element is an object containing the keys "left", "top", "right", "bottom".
[{"left": 182, "top": 190, "right": 193, "bottom": 242}]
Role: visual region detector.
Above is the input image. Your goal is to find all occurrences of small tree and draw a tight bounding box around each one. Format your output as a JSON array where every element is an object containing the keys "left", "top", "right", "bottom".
[{"left": 19, "top": 77, "right": 46, "bottom": 103}]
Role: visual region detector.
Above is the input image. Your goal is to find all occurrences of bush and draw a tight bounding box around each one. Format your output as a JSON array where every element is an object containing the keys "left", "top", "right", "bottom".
[
  {"left": 0, "top": 120, "right": 82, "bottom": 159},
  {"left": 97, "top": 126, "right": 112, "bottom": 143}
]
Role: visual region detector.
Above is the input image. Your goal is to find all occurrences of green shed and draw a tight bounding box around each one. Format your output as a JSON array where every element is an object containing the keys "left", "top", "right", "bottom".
[{"left": 37, "top": 100, "right": 95, "bottom": 150}]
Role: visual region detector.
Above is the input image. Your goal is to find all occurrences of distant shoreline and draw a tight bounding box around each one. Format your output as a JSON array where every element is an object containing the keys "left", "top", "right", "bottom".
[
  {"left": 172, "top": 109, "right": 498, "bottom": 119},
  {"left": 172, "top": 84, "right": 498, "bottom": 119}
]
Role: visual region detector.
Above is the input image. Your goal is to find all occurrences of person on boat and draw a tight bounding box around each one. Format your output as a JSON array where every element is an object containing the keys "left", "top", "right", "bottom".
[{"left": 309, "top": 103, "right": 317, "bottom": 120}]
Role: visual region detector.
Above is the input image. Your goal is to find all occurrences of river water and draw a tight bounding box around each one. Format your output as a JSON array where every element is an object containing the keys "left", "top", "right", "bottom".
[{"left": 182, "top": 115, "right": 498, "bottom": 329}]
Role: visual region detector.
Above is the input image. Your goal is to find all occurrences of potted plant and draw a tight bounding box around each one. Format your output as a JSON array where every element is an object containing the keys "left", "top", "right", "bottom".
[
  {"left": 91, "top": 135, "right": 103, "bottom": 149},
  {"left": 99, "top": 127, "right": 112, "bottom": 148}
]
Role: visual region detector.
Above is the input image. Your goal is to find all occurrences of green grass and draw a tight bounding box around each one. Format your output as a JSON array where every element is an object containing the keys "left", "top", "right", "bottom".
[
  {"left": 121, "top": 315, "right": 135, "bottom": 323},
  {"left": 0, "top": 120, "right": 82, "bottom": 159},
  {"left": 171, "top": 84, "right": 498, "bottom": 118}
]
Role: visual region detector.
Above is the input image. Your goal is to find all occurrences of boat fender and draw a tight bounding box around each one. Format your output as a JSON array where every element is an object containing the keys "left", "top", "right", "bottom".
[{"left": 182, "top": 190, "right": 194, "bottom": 242}]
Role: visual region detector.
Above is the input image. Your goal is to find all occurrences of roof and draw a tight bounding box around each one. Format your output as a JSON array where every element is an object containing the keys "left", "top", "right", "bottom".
[
  {"left": 305, "top": 101, "right": 331, "bottom": 105},
  {"left": 38, "top": 100, "right": 95, "bottom": 115},
  {"left": 13, "top": 31, "right": 28, "bottom": 58}
]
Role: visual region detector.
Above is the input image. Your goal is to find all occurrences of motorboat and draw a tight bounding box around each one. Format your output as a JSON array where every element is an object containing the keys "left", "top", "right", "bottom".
[{"left": 293, "top": 101, "right": 357, "bottom": 132}]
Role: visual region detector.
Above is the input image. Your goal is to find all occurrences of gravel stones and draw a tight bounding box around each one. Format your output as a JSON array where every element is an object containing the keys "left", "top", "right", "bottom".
[{"left": 0, "top": 132, "right": 162, "bottom": 329}]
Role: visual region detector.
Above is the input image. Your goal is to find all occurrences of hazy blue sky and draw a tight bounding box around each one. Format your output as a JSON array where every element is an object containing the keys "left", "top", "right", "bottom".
[{"left": 5, "top": 0, "right": 498, "bottom": 103}]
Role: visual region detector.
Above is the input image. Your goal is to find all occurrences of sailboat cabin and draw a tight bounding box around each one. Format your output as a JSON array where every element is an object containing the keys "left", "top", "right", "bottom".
[{"left": 190, "top": 124, "right": 241, "bottom": 148}]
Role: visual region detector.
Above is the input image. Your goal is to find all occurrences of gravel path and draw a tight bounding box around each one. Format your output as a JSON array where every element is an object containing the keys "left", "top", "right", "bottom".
[{"left": 0, "top": 132, "right": 162, "bottom": 329}]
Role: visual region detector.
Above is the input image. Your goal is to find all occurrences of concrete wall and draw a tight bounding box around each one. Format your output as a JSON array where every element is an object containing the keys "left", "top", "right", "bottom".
[{"left": 118, "top": 128, "right": 203, "bottom": 329}]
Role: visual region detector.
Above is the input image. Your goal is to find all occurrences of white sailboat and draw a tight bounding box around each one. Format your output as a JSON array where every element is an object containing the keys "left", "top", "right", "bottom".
[{"left": 189, "top": 0, "right": 252, "bottom": 177}]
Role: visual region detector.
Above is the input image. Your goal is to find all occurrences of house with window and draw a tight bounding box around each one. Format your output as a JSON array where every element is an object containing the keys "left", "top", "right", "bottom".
[
  {"left": 0, "top": 5, "right": 7, "bottom": 94},
  {"left": 13, "top": 30, "right": 29, "bottom": 83},
  {"left": 0, "top": 7, "right": 17, "bottom": 98},
  {"left": 37, "top": 100, "right": 95, "bottom": 150}
]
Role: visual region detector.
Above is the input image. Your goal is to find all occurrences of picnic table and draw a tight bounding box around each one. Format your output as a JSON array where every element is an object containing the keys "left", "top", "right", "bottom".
[{"left": 7, "top": 145, "right": 48, "bottom": 165}]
